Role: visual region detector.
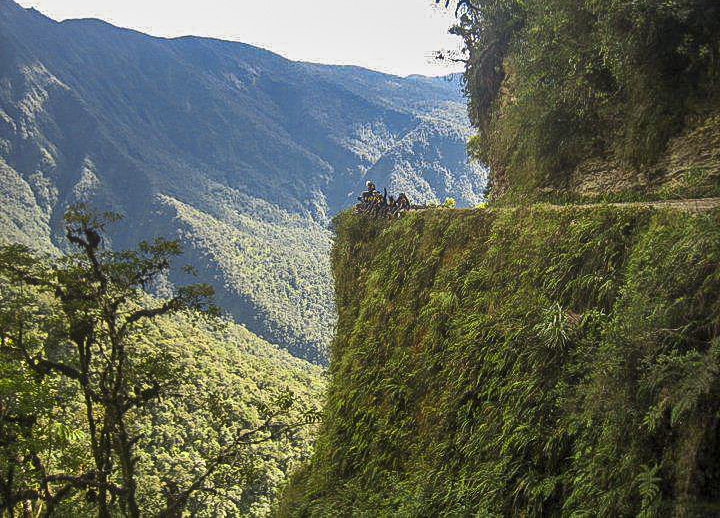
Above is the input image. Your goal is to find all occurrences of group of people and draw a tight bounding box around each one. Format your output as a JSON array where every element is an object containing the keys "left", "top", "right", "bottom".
[{"left": 355, "top": 181, "right": 413, "bottom": 219}]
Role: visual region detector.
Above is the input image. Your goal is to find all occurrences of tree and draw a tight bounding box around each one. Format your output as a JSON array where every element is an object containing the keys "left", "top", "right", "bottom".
[
  {"left": 443, "top": 197, "right": 457, "bottom": 208},
  {"left": 0, "top": 205, "right": 319, "bottom": 517}
]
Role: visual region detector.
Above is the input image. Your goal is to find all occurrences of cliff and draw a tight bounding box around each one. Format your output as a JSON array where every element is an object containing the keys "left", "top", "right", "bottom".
[
  {"left": 489, "top": 110, "right": 720, "bottom": 205},
  {"left": 452, "top": 0, "right": 720, "bottom": 205},
  {"left": 279, "top": 204, "right": 720, "bottom": 516}
]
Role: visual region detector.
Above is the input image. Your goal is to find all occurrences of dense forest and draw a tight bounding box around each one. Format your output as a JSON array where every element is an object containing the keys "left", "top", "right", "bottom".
[{"left": 0, "top": 207, "right": 325, "bottom": 516}]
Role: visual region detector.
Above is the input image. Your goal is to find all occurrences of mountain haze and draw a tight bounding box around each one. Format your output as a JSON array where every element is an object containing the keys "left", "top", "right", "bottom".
[{"left": 0, "top": 0, "right": 485, "bottom": 362}]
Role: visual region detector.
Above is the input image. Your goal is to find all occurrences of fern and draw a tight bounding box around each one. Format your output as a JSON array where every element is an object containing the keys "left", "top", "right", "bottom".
[
  {"left": 636, "top": 464, "right": 662, "bottom": 518},
  {"left": 533, "top": 302, "right": 571, "bottom": 350}
]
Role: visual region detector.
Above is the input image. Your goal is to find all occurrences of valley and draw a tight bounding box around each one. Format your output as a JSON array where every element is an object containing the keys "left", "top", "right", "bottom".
[{"left": 0, "top": 0, "right": 485, "bottom": 363}]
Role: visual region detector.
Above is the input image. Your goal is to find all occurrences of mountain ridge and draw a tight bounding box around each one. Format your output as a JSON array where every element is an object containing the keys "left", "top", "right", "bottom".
[{"left": 0, "top": 0, "right": 485, "bottom": 362}]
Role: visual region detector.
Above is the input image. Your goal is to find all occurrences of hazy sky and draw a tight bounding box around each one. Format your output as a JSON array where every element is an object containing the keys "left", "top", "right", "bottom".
[{"left": 17, "top": 0, "right": 464, "bottom": 77}]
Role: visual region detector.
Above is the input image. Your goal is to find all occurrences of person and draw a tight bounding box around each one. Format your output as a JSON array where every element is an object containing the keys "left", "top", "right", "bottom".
[
  {"left": 359, "top": 181, "right": 377, "bottom": 203},
  {"left": 354, "top": 182, "right": 414, "bottom": 218},
  {"left": 396, "top": 193, "right": 410, "bottom": 214}
]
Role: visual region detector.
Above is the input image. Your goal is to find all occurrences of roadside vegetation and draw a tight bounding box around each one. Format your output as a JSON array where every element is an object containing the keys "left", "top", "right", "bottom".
[{"left": 446, "top": 0, "right": 720, "bottom": 201}]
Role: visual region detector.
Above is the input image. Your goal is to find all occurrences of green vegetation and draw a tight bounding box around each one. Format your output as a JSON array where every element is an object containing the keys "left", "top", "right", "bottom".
[
  {"left": 280, "top": 206, "right": 720, "bottom": 515},
  {"left": 0, "top": 0, "right": 486, "bottom": 365},
  {"left": 0, "top": 207, "right": 325, "bottom": 516},
  {"left": 447, "top": 0, "right": 720, "bottom": 200},
  {"left": 161, "top": 193, "right": 335, "bottom": 364}
]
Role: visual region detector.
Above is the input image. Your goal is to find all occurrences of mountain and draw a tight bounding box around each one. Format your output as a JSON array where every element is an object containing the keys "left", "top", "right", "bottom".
[{"left": 0, "top": 0, "right": 486, "bottom": 363}]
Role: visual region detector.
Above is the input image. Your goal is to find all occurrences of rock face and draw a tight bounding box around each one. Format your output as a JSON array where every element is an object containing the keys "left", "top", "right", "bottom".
[{"left": 0, "top": 0, "right": 486, "bottom": 363}]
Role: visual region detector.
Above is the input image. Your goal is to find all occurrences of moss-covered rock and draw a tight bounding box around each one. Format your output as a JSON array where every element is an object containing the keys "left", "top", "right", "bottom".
[{"left": 279, "top": 205, "right": 720, "bottom": 516}]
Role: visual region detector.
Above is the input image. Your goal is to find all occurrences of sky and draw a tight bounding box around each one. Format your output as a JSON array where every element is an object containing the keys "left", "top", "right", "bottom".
[{"left": 16, "top": 0, "right": 465, "bottom": 77}]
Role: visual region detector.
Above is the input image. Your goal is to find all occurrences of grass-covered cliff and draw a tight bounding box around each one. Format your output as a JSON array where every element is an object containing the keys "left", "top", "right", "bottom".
[{"left": 279, "top": 205, "right": 720, "bottom": 516}]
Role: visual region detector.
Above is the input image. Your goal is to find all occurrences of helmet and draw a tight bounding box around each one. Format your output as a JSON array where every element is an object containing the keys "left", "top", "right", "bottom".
[{"left": 366, "top": 181, "right": 376, "bottom": 190}]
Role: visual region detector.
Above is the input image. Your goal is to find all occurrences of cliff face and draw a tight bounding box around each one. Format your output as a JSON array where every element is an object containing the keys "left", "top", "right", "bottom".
[
  {"left": 280, "top": 206, "right": 720, "bottom": 516},
  {"left": 452, "top": 0, "right": 720, "bottom": 205},
  {"left": 484, "top": 77, "right": 720, "bottom": 204}
]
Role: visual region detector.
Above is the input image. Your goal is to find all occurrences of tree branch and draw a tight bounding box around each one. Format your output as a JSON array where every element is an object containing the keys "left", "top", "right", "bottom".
[
  {"left": 157, "top": 406, "right": 318, "bottom": 517},
  {"left": 118, "top": 299, "right": 181, "bottom": 338},
  {"left": 0, "top": 344, "right": 83, "bottom": 382}
]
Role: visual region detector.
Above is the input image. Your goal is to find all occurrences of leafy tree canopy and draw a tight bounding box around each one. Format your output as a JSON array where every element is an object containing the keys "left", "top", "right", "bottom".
[{"left": 0, "top": 205, "right": 323, "bottom": 517}]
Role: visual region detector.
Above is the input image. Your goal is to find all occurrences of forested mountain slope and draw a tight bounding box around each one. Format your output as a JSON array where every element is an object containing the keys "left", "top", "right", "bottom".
[
  {"left": 0, "top": 0, "right": 485, "bottom": 363},
  {"left": 114, "top": 310, "right": 326, "bottom": 517}
]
